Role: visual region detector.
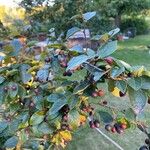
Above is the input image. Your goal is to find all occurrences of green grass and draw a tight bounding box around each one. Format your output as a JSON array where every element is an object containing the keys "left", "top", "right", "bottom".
[{"left": 66, "top": 34, "right": 150, "bottom": 150}]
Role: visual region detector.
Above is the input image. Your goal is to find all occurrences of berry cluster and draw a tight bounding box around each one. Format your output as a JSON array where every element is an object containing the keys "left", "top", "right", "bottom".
[
  {"left": 139, "top": 138, "right": 150, "bottom": 150},
  {"left": 92, "top": 89, "right": 105, "bottom": 97},
  {"left": 105, "top": 122, "right": 127, "bottom": 134}
]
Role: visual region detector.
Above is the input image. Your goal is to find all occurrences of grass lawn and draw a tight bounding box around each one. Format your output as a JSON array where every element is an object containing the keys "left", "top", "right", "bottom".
[{"left": 66, "top": 34, "right": 150, "bottom": 150}]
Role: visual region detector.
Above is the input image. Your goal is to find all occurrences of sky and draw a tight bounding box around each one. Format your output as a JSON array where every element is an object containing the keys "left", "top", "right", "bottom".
[{"left": 0, "top": 0, "right": 22, "bottom": 7}]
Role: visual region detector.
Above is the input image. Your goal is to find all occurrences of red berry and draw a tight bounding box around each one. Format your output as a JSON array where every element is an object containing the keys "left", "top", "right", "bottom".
[
  {"left": 62, "top": 115, "right": 68, "bottom": 122},
  {"left": 120, "top": 123, "right": 127, "bottom": 130},
  {"left": 89, "top": 121, "right": 95, "bottom": 129},
  {"left": 104, "top": 57, "right": 113, "bottom": 65},
  {"left": 97, "top": 89, "right": 105, "bottom": 97},
  {"left": 92, "top": 92, "right": 98, "bottom": 97},
  {"left": 111, "top": 127, "right": 116, "bottom": 133},
  {"left": 60, "top": 62, "right": 67, "bottom": 68},
  {"left": 105, "top": 124, "right": 112, "bottom": 132},
  {"left": 94, "top": 120, "right": 100, "bottom": 128}
]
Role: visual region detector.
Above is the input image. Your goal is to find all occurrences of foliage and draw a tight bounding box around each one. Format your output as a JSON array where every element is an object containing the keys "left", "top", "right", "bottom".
[
  {"left": 0, "top": 11, "right": 150, "bottom": 150},
  {"left": 120, "top": 17, "right": 149, "bottom": 35}
]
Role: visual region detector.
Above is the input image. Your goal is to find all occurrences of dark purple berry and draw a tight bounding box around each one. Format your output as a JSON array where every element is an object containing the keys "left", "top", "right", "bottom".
[
  {"left": 45, "top": 57, "right": 51, "bottom": 63},
  {"left": 139, "top": 145, "right": 148, "bottom": 150},
  {"left": 11, "top": 85, "right": 17, "bottom": 91},
  {"left": 145, "top": 138, "right": 150, "bottom": 145},
  {"left": 94, "top": 120, "right": 100, "bottom": 128},
  {"left": 119, "top": 91, "right": 126, "bottom": 97},
  {"left": 105, "top": 124, "right": 112, "bottom": 132}
]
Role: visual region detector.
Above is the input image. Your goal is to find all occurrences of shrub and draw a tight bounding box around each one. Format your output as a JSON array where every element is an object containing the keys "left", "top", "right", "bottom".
[
  {"left": 0, "top": 12, "right": 150, "bottom": 150},
  {"left": 120, "top": 17, "right": 149, "bottom": 35}
]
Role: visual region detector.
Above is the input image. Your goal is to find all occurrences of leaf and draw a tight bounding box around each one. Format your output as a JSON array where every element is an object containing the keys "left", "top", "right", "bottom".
[
  {"left": 0, "top": 76, "right": 5, "bottom": 84},
  {"left": 125, "top": 108, "right": 136, "bottom": 121},
  {"left": 38, "top": 122, "right": 53, "bottom": 134},
  {"left": 20, "top": 64, "right": 32, "bottom": 84},
  {"left": 128, "top": 87, "right": 148, "bottom": 112},
  {"left": 30, "top": 111, "right": 45, "bottom": 126},
  {"left": 82, "top": 11, "right": 96, "bottom": 21},
  {"left": 141, "top": 76, "right": 150, "bottom": 89},
  {"left": 98, "top": 41, "right": 117, "bottom": 58},
  {"left": 69, "top": 44, "right": 83, "bottom": 53},
  {"left": 47, "top": 93, "right": 66, "bottom": 102},
  {"left": 10, "top": 39, "right": 22, "bottom": 56},
  {"left": 4, "top": 136, "right": 19, "bottom": 148},
  {"left": 116, "top": 80, "right": 127, "bottom": 93},
  {"left": 98, "top": 111, "right": 113, "bottom": 124},
  {"left": 132, "top": 66, "right": 145, "bottom": 77},
  {"left": 127, "top": 77, "right": 142, "bottom": 91},
  {"left": 110, "top": 67, "right": 125, "bottom": 78},
  {"left": 0, "top": 121, "right": 8, "bottom": 133},
  {"left": 68, "top": 110, "right": 80, "bottom": 130},
  {"left": 111, "top": 87, "right": 120, "bottom": 97},
  {"left": 108, "top": 28, "right": 120, "bottom": 37},
  {"left": 73, "top": 80, "right": 90, "bottom": 94},
  {"left": 49, "top": 100, "right": 67, "bottom": 115},
  {"left": 86, "top": 48, "right": 96, "bottom": 58},
  {"left": 66, "top": 55, "right": 89, "bottom": 71},
  {"left": 8, "top": 82, "right": 18, "bottom": 98},
  {"left": 59, "top": 130, "right": 72, "bottom": 141},
  {"left": 66, "top": 27, "right": 80, "bottom": 39},
  {"left": 107, "top": 79, "right": 115, "bottom": 92}
]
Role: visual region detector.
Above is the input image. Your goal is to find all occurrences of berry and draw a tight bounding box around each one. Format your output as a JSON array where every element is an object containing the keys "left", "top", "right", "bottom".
[
  {"left": 11, "top": 85, "right": 17, "bottom": 91},
  {"left": 139, "top": 145, "right": 148, "bottom": 150},
  {"left": 30, "top": 102, "right": 35, "bottom": 107},
  {"left": 63, "top": 70, "right": 72, "bottom": 76},
  {"left": 127, "top": 72, "right": 132, "bottom": 77},
  {"left": 89, "top": 121, "right": 95, "bottom": 129},
  {"left": 119, "top": 91, "right": 126, "bottom": 97},
  {"left": 145, "top": 138, "right": 150, "bottom": 145},
  {"left": 105, "top": 124, "right": 112, "bottom": 132},
  {"left": 120, "top": 123, "right": 127, "bottom": 130},
  {"left": 102, "top": 100, "right": 108, "bottom": 105},
  {"left": 94, "top": 120, "right": 100, "bottom": 128},
  {"left": 25, "top": 85, "right": 30, "bottom": 90},
  {"left": 89, "top": 111, "right": 93, "bottom": 116},
  {"left": 97, "top": 89, "right": 105, "bottom": 97},
  {"left": 111, "top": 127, "right": 116, "bottom": 133},
  {"left": 104, "top": 57, "right": 113, "bottom": 65},
  {"left": 115, "top": 125, "right": 124, "bottom": 134},
  {"left": 34, "top": 88, "right": 39, "bottom": 95},
  {"left": 61, "top": 124, "right": 67, "bottom": 130},
  {"left": 60, "top": 62, "right": 67, "bottom": 68},
  {"left": 92, "top": 92, "right": 98, "bottom": 97},
  {"left": 60, "top": 104, "right": 70, "bottom": 114},
  {"left": 45, "top": 57, "right": 51, "bottom": 63},
  {"left": 62, "top": 115, "right": 68, "bottom": 122}
]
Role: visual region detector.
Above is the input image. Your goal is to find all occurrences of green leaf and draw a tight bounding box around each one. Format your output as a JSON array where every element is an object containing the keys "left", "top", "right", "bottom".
[
  {"left": 74, "top": 80, "right": 90, "bottom": 94},
  {"left": 69, "top": 44, "right": 83, "bottom": 53},
  {"left": 86, "top": 48, "right": 96, "bottom": 58},
  {"left": 20, "top": 64, "right": 32, "bottom": 84},
  {"left": 38, "top": 122, "right": 53, "bottom": 134},
  {"left": 68, "top": 110, "right": 80, "bottom": 130},
  {"left": 10, "top": 39, "right": 22, "bottom": 56},
  {"left": 30, "top": 111, "right": 45, "bottom": 126},
  {"left": 128, "top": 87, "right": 148, "bottom": 112},
  {"left": 132, "top": 66, "right": 145, "bottom": 77},
  {"left": 66, "top": 27, "right": 80, "bottom": 39},
  {"left": 27, "top": 40, "right": 38, "bottom": 47},
  {"left": 0, "top": 121, "right": 8, "bottom": 133},
  {"left": 36, "top": 68, "right": 49, "bottom": 82},
  {"left": 115, "top": 80, "right": 127, "bottom": 93},
  {"left": 125, "top": 108, "right": 136, "bottom": 121},
  {"left": 0, "top": 76, "right": 5, "bottom": 84},
  {"left": 4, "top": 136, "right": 18, "bottom": 148},
  {"left": 110, "top": 67, "right": 125, "bottom": 78},
  {"left": 141, "top": 76, "right": 150, "bottom": 89},
  {"left": 98, "top": 111, "right": 113, "bottom": 124},
  {"left": 98, "top": 41, "right": 117, "bottom": 58},
  {"left": 107, "top": 79, "right": 115, "bottom": 92},
  {"left": 66, "top": 55, "right": 89, "bottom": 71},
  {"left": 49, "top": 100, "right": 67, "bottom": 115},
  {"left": 8, "top": 82, "right": 18, "bottom": 98},
  {"left": 47, "top": 93, "right": 66, "bottom": 102},
  {"left": 127, "top": 77, "right": 142, "bottom": 91},
  {"left": 82, "top": 11, "right": 96, "bottom": 21}
]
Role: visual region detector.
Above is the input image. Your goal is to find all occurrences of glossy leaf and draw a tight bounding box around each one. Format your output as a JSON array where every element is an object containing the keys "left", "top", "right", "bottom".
[
  {"left": 0, "top": 121, "right": 8, "bottom": 133},
  {"left": 69, "top": 44, "right": 83, "bottom": 53},
  {"left": 110, "top": 67, "right": 125, "bottom": 78},
  {"left": 98, "top": 41, "right": 117, "bottom": 58},
  {"left": 115, "top": 80, "right": 127, "bottom": 93},
  {"left": 0, "top": 76, "right": 5, "bottom": 84},
  {"left": 98, "top": 111, "right": 113, "bottom": 124},
  {"left": 4, "top": 136, "right": 19, "bottom": 148},
  {"left": 8, "top": 82, "right": 18, "bottom": 98}
]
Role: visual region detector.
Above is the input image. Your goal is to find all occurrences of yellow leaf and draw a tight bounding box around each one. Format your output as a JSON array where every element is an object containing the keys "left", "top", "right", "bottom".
[
  {"left": 51, "top": 133, "right": 62, "bottom": 146},
  {"left": 79, "top": 115, "right": 86, "bottom": 125},
  {"left": 111, "top": 87, "right": 120, "bottom": 97},
  {"left": 100, "top": 33, "right": 110, "bottom": 43},
  {"left": 59, "top": 131, "right": 72, "bottom": 141},
  {"left": 132, "top": 66, "right": 145, "bottom": 77}
]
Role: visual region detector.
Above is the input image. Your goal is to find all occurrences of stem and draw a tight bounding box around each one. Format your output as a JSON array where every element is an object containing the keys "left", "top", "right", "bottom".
[{"left": 83, "top": 22, "right": 88, "bottom": 52}]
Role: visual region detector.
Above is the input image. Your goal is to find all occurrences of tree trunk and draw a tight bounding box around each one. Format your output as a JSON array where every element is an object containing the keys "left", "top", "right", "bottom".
[{"left": 115, "top": 15, "right": 121, "bottom": 28}]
